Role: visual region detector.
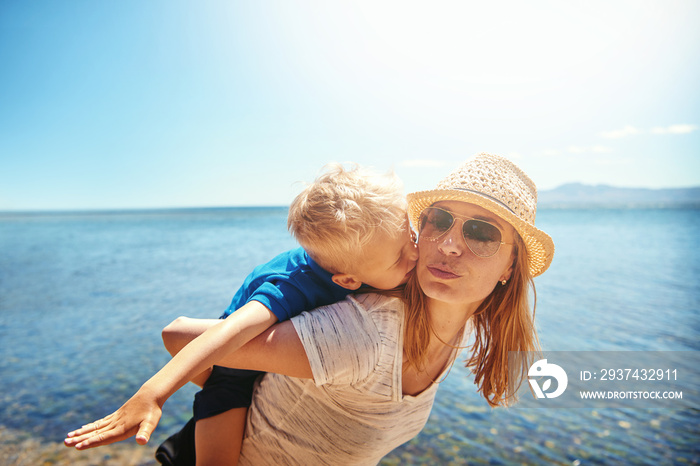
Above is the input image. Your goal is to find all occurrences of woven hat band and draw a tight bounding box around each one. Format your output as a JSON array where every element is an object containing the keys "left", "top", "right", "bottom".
[{"left": 452, "top": 188, "right": 516, "bottom": 215}]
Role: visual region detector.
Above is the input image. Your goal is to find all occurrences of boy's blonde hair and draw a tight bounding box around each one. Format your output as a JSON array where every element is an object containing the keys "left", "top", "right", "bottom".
[{"left": 288, "top": 163, "right": 407, "bottom": 274}]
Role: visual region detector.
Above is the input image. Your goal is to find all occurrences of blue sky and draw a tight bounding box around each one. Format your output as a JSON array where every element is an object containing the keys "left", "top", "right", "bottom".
[{"left": 1, "top": 0, "right": 698, "bottom": 210}]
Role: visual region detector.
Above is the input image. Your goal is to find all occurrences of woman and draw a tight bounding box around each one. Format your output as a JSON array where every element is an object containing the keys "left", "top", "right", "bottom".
[{"left": 65, "top": 153, "right": 554, "bottom": 465}]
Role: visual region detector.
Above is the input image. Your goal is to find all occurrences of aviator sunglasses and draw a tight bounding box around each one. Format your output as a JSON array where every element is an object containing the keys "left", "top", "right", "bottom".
[{"left": 418, "top": 206, "right": 511, "bottom": 257}]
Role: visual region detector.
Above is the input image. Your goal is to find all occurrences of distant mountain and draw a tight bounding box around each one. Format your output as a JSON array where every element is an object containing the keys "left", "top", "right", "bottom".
[{"left": 538, "top": 183, "right": 700, "bottom": 208}]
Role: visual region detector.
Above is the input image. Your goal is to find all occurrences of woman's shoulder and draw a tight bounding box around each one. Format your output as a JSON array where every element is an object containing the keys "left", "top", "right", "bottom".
[
  {"left": 348, "top": 292, "right": 405, "bottom": 314},
  {"left": 290, "top": 293, "right": 404, "bottom": 387},
  {"left": 347, "top": 293, "right": 406, "bottom": 331}
]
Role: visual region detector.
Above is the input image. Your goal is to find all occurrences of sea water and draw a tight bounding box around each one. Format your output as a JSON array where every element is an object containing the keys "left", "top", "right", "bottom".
[{"left": 0, "top": 207, "right": 698, "bottom": 465}]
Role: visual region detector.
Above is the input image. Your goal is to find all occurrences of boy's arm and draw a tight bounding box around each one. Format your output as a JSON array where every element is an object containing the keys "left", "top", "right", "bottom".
[{"left": 65, "top": 301, "right": 310, "bottom": 450}]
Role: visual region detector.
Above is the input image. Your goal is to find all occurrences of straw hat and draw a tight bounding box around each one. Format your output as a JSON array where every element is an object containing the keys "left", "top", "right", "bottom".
[{"left": 407, "top": 153, "right": 554, "bottom": 277}]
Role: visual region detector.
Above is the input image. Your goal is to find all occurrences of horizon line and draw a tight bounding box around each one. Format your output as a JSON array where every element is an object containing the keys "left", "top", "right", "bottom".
[{"left": 2, "top": 183, "right": 699, "bottom": 214}]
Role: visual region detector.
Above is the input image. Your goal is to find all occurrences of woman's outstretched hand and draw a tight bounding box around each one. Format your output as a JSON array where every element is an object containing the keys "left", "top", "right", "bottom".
[{"left": 64, "top": 386, "right": 163, "bottom": 450}]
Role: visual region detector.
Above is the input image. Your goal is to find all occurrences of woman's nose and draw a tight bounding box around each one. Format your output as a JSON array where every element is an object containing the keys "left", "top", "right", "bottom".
[{"left": 437, "top": 222, "right": 465, "bottom": 256}]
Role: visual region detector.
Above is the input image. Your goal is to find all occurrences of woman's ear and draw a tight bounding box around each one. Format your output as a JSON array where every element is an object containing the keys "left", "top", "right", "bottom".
[
  {"left": 500, "top": 251, "right": 517, "bottom": 283},
  {"left": 499, "top": 265, "right": 513, "bottom": 284},
  {"left": 331, "top": 273, "right": 363, "bottom": 290}
]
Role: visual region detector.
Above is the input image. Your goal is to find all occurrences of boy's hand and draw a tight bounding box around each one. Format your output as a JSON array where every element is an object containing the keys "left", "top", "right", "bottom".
[{"left": 64, "top": 387, "right": 162, "bottom": 450}]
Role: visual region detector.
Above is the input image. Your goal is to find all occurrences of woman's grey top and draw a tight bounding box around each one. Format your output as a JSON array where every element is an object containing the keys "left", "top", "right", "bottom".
[{"left": 238, "top": 293, "right": 469, "bottom": 465}]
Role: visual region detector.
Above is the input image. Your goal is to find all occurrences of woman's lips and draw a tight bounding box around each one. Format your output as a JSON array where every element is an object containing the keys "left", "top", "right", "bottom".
[{"left": 427, "top": 265, "right": 460, "bottom": 280}]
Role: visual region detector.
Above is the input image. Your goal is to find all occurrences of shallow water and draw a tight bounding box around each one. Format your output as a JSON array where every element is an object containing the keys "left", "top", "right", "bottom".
[{"left": 0, "top": 207, "right": 698, "bottom": 465}]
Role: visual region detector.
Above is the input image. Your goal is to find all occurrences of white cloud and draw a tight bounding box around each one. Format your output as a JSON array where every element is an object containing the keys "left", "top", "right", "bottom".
[
  {"left": 651, "top": 124, "right": 698, "bottom": 135},
  {"left": 566, "top": 145, "right": 612, "bottom": 155},
  {"left": 600, "top": 125, "right": 641, "bottom": 139},
  {"left": 399, "top": 159, "right": 447, "bottom": 168},
  {"left": 599, "top": 124, "right": 698, "bottom": 139},
  {"left": 593, "top": 157, "right": 632, "bottom": 166}
]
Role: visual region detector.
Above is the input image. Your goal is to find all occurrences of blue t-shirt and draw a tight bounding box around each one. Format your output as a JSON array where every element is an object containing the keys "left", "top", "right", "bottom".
[{"left": 222, "top": 247, "right": 352, "bottom": 322}]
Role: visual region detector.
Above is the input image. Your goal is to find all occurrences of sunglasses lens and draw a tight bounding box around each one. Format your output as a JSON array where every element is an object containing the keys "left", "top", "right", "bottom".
[
  {"left": 420, "top": 207, "right": 504, "bottom": 257},
  {"left": 463, "top": 220, "right": 502, "bottom": 257},
  {"left": 419, "top": 207, "right": 454, "bottom": 238}
]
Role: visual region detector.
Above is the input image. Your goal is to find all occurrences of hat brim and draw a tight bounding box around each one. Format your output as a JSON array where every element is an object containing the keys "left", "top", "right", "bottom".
[{"left": 407, "top": 188, "right": 554, "bottom": 277}]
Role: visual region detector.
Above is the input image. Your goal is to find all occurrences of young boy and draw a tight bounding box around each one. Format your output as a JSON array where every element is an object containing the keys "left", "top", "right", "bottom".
[
  {"left": 159, "top": 165, "right": 417, "bottom": 464},
  {"left": 138, "top": 163, "right": 417, "bottom": 465}
]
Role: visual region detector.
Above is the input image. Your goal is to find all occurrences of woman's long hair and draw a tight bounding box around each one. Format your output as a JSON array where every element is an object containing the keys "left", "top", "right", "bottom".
[{"left": 402, "top": 234, "right": 539, "bottom": 407}]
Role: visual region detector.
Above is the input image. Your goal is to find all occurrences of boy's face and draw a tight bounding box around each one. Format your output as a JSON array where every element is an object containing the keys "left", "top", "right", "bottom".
[{"left": 353, "top": 220, "right": 419, "bottom": 290}]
